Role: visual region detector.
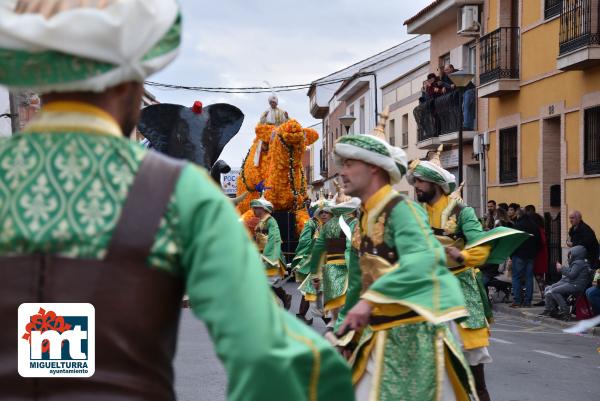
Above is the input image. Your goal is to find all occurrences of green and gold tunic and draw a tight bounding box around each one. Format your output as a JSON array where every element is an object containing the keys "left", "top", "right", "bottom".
[
  {"left": 254, "top": 213, "right": 286, "bottom": 278},
  {"left": 0, "top": 101, "right": 355, "bottom": 401},
  {"left": 425, "top": 195, "right": 528, "bottom": 350},
  {"left": 302, "top": 215, "right": 351, "bottom": 311},
  {"left": 292, "top": 217, "right": 321, "bottom": 282},
  {"left": 348, "top": 185, "right": 475, "bottom": 401},
  {"left": 334, "top": 217, "right": 360, "bottom": 332}
]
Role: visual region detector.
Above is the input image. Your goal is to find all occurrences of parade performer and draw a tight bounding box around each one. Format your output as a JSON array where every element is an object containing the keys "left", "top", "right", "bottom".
[
  {"left": 259, "top": 94, "right": 289, "bottom": 126},
  {"left": 335, "top": 110, "right": 476, "bottom": 401},
  {"left": 298, "top": 199, "right": 335, "bottom": 314},
  {"left": 292, "top": 200, "right": 325, "bottom": 323},
  {"left": 306, "top": 194, "right": 361, "bottom": 333},
  {"left": 406, "top": 146, "right": 529, "bottom": 401},
  {"left": 0, "top": 2, "right": 355, "bottom": 400},
  {"left": 251, "top": 196, "right": 292, "bottom": 309},
  {"left": 333, "top": 199, "right": 361, "bottom": 332}
]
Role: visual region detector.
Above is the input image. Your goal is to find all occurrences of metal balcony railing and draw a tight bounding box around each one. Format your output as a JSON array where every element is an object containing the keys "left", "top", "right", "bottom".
[
  {"left": 479, "top": 27, "right": 520, "bottom": 85},
  {"left": 559, "top": 0, "right": 600, "bottom": 55},
  {"left": 413, "top": 90, "right": 474, "bottom": 142}
]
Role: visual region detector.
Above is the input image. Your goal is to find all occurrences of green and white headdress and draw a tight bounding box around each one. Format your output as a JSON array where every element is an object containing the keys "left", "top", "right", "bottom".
[
  {"left": 333, "top": 109, "right": 408, "bottom": 184},
  {"left": 406, "top": 145, "right": 457, "bottom": 194},
  {"left": 313, "top": 198, "right": 335, "bottom": 215},
  {"left": 250, "top": 196, "right": 274, "bottom": 214},
  {"left": 0, "top": 0, "right": 181, "bottom": 93},
  {"left": 331, "top": 197, "right": 361, "bottom": 216}
]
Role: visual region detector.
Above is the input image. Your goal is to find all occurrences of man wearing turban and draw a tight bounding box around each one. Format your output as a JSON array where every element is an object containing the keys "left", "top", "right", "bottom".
[{"left": 259, "top": 94, "right": 289, "bottom": 126}]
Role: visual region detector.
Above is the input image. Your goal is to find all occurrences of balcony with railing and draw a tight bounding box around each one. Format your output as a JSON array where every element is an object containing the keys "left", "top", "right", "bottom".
[
  {"left": 478, "top": 27, "right": 520, "bottom": 98},
  {"left": 557, "top": 0, "right": 600, "bottom": 70},
  {"left": 413, "top": 90, "right": 477, "bottom": 149}
]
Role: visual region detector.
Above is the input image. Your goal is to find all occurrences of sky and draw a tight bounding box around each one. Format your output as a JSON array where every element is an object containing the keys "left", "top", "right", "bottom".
[{"left": 149, "top": 0, "right": 433, "bottom": 168}]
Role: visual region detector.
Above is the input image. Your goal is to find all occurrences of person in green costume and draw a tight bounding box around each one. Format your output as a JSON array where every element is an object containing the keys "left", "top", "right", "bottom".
[
  {"left": 307, "top": 196, "right": 361, "bottom": 336},
  {"left": 251, "top": 196, "right": 292, "bottom": 310},
  {"left": 335, "top": 110, "right": 477, "bottom": 401},
  {"left": 298, "top": 199, "right": 335, "bottom": 321},
  {"left": 333, "top": 199, "right": 362, "bottom": 333},
  {"left": 0, "top": 2, "right": 355, "bottom": 400},
  {"left": 292, "top": 200, "right": 327, "bottom": 323},
  {"left": 406, "top": 146, "right": 529, "bottom": 401}
]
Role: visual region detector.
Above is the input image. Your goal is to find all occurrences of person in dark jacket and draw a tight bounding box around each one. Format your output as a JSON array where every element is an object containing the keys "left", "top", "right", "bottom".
[
  {"left": 567, "top": 211, "right": 599, "bottom": 269},
  {"left": 539, "top": 245, "right": 592, "bottom": 320},
  {"left": 510, "top": 209, "right": 541, "bottom": 307}
]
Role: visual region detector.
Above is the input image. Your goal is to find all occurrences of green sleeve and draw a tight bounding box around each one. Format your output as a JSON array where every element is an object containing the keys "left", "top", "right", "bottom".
[
  {"left": 175, "top": 165, "right": 354, "bottom": 401},
  {"left": 292, "top": 220, "right": 315, "bottom": 269},
  {"left": 308, "top": 221, "right": 328, "bottom": 274},
  {"left": 335, "top": 219, "right": 361, "bottom": 331},
  {"left": 459, "top": 206, "right": 530, "bottom": 265},
  {"left": 458, "top": 206, "right": 485, "bottom": 243},
  {"left": 362, "top": 200, "right": 466, "bottom": 323},
  {"left": 262, "top": 216, "right": 282, "bottom": 267}
]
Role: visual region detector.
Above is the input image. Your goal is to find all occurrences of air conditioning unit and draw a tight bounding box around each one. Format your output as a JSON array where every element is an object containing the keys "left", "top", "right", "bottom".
[{"left": 457, "top": 5, "right": 480, "bottom": 36}]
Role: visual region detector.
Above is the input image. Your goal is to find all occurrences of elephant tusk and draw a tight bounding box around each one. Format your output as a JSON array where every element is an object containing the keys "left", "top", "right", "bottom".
[{"left": 232, "top": 191, "right": 249, "bottom": 206}]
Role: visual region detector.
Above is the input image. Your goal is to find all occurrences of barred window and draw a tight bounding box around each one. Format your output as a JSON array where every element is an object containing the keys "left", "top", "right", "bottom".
[
  {"left": 584, "top": 106, "right": 600, "bottom": 175},
  {"left": 388, "top": 119, "right": 395, "bottom": 146},
  {"left": 499, "top": 126, "right": 518, "bottom": 183},
  {"left": 544, "top": 0, "right": 562, "bottom": 19}
]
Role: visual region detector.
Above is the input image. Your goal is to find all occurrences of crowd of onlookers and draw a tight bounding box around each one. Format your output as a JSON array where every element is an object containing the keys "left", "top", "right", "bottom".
[
  {"left": 418, "top": 64, "right": 476, "bottom": 130},
  {"left": 481, "top": 201, "right": 600, "bottom": 322}
]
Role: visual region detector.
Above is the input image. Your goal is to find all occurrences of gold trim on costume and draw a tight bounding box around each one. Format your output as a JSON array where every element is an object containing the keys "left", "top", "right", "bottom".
[
  {"left": 369, "top": 331, "right": 387, "bottom": 401},
  {"left": 23, "top": 101, "right": 123, "bottom": 138},
  {"left": 456, "top": 325, "right": 490, "bottom": 349},
  {"left": 284, "top": 327, "right": 320, "bottom": 401},
  {"left": 442, "top": 333, "right": 479, "bottom": 399},
  {"left": 351, "top": 333, "right": 376, "bottom": 385},
  {"left": 362, "top": 290, "right": 468, "bottom": 325},
  {"left": 324, "top": 294, "right": 347, "bottom": 312},
  {"left": 435, "top": 329, "right": 444, "bottom": 401}
]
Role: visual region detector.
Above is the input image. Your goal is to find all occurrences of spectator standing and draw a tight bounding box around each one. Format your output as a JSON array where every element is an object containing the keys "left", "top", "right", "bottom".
[
  {"left": 494, "top": 207, "right": 513, "bottom": 228},
  {"left": 510, "top": 209, "right": 541, "bottom": 307},
  {"left": 508, "top": 203, "right": 520, "bottom": 224},
  {"left": 484, "top": 200, "right": 497, "bottom": 230},
  {"left": 567, "top": 211, "right": 599, "bottom": 269},
  {"left": 525, "top": 206, "right": 549, "bottom": 305},
  {"left": 540, "top": 246, "right": 592, "bottom": 320}
]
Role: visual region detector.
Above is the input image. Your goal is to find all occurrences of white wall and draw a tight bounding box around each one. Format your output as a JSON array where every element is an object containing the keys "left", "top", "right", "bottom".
[{"left": 0, "top": 88, "right": 11, "bottom": 137}]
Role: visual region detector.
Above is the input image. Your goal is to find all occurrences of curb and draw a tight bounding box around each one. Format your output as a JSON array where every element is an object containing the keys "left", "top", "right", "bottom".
[{"left": 492, "top": 303, "right": 600, "bottom": 337}]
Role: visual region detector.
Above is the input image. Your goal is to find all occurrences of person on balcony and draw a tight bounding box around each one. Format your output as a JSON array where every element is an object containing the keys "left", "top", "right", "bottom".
[{"left": 441, "top": 64, "right": 476, "bottom": 130}]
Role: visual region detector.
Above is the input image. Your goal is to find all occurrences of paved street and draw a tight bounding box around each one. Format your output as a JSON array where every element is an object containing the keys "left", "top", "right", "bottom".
[{"left": 174, "top": 287, "right": 600, "bottom": 401}]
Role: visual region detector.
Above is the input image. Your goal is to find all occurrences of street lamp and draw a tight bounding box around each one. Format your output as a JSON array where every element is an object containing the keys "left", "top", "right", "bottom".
[
  {"left": 339, "top": 115, "right": 356, "bottom": 134},
  {"left": 449, "top": 70, "right": 475, "bottom": 186}
]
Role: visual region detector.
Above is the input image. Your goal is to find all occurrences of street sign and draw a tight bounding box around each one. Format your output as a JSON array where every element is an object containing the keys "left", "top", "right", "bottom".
[{"left": 221, "top": 169, "right": 240, "bottom": 195}]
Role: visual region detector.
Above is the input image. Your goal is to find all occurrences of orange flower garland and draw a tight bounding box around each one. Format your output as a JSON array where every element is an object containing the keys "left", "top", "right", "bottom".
[
  {"left": 235, "top": 124, "right": 274, "bottom": 214},
  {"left": 236, "top": 119, "right": 319, "bottom": 235}
]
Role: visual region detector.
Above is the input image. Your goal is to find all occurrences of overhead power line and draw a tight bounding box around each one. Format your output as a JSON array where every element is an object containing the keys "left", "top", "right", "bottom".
[{"left": 144, "top": 72, "right": 374, "bottom": 94}]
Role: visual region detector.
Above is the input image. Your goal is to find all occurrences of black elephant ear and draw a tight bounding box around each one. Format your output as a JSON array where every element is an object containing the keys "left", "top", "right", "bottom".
[{"left": 137, "top": 102, "right": 244, "bottom": 170}]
